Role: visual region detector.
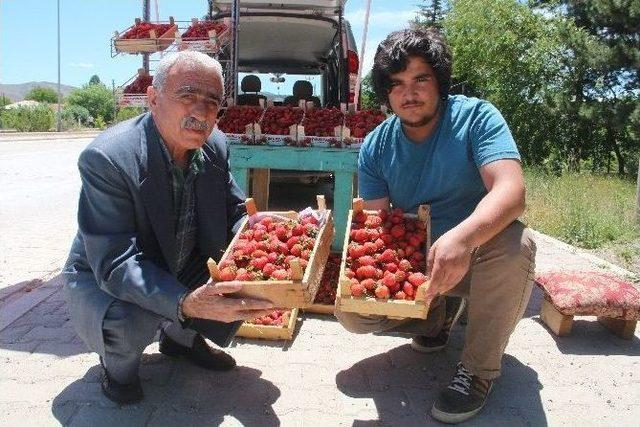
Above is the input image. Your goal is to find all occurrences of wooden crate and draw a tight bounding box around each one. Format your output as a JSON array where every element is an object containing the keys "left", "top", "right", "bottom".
[
  {"left": 114, "top": 19, "right": 177, "bottom": 54},
  {"left": 335, "top": 198, "right": 432, "bottom": 319},
  {"left": 303, "top": 303, "right": 335, "bottom": 315},
  {"left": 236, "top": 308, "right": 299, "bottom": 340},
  {"left": 209, "top": 196, "right": 334, "bottom": 309}
]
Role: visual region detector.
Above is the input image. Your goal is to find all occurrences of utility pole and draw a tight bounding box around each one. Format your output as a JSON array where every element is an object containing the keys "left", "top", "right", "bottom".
[
  {"left": 56, "top": 0, "right": 62, "bottom": 131},
  {"left": 142, "top": 0, "right": 150, "bottom": 74}
]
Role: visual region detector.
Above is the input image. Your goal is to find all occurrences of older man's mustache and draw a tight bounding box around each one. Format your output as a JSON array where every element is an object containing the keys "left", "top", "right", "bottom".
[{"left": 181, "top": 116, "right": 211, "bottom": 132}]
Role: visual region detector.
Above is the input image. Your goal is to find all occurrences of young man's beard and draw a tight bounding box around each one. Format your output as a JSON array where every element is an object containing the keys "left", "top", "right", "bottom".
[{"left": 399, "top": 100, "right": 441, "bottom": 128}]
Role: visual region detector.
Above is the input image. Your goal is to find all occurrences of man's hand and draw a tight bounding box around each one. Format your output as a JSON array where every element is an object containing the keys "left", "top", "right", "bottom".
[
  {"left": 181, "top": 281, "right": 275, "bottom": 323},
  {"left": 425, "top": 229, "right": 474, "bottom": 299}
]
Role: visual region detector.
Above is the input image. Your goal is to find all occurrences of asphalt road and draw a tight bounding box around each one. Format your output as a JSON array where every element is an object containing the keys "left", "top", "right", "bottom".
[{"left": 0, "top": 137, "right": 90, "bottom": 290}]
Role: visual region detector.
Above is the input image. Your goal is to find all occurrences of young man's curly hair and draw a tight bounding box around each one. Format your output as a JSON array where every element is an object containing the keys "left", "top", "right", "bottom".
[{"left": 371, "top": 27, "right": 452, "bottom": 105}]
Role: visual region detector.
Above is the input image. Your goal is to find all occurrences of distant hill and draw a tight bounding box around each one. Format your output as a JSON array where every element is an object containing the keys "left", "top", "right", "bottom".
[{"left": 0, "top": 82, "right": 78, "bottom": 102}]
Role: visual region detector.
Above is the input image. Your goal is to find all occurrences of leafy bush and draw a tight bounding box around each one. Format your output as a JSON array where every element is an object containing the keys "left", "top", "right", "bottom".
[
  {"left": 61, "top": 104, "right": 91, "bottom": 129},
  {"left": 116, "top": 106, "right": 144, "bottom": 123},
  {"left": 25, "top": 86, "right": 60, "bottom": 103},
  {"left": 66, "top": 83, "right": 115, "bottom": 123},
  {"left": 1, "top": 104, "right": 55, "bottom": 131}
]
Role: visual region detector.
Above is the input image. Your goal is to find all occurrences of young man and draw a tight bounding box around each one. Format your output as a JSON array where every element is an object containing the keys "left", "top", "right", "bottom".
[
  {"left": 63, "top": 51, "right": 274, "bottom": 405},
  {"left": 335, "top": 28, "right": 536, "bottom": 423}
]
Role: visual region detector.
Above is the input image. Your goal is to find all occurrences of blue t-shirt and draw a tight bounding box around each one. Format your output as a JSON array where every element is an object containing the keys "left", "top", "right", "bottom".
[{"left": 358, "top": 95, "right": 520, "bottom": 240}]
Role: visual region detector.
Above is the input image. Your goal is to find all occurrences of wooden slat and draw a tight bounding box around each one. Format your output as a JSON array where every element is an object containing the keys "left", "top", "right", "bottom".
[
  {"left": 540, "top": 299, "right": 573, "bottom": 336},
  {"left": 236, "top": 308, "right": 299, "bottom": 340},
  {"left": 598, "top": 316, "right": 637, "bottom": 340},
  {"left": 303, "top": 303, "right": 335, "bottom": 315},
  {"left": 251, "top": 169, "right": 270, "bottom": 211}
]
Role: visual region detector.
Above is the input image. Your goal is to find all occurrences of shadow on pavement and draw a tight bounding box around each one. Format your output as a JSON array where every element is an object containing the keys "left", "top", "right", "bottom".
[
  {"left": 336, "top": 346, "right": 546, "bottom": 426},
  {"left": 52, "top": 355, "right": 281, "bottom": 427},
  {"left": 534, "top": 317, "right": 640, "bottom": 356}
]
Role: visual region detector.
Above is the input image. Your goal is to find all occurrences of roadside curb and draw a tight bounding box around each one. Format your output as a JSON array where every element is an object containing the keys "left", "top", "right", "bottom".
[
  {"left": 0, "top": 273, "right": 63, "bottom": 332},
  {"left": 531, "top": 230, "right": 638, "bottom": 280}
]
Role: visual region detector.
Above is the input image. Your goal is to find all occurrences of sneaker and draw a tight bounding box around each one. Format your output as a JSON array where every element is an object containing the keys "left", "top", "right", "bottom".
[
  {"left": 411, "top": 297, "right": 466, "bottom": 353},
  {"left": 431, "top": 362, "right": 493, "bottom": 424}
]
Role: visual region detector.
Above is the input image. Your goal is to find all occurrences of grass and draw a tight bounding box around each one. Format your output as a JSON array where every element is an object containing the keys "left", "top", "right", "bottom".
[{"left": 522, "top": 168, "right": 640, "bottom": 250}]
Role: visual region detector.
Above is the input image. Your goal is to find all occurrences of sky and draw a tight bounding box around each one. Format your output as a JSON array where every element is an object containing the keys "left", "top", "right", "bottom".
[{"left": 0, "top": 0, "right": 421, "bottom": 95}]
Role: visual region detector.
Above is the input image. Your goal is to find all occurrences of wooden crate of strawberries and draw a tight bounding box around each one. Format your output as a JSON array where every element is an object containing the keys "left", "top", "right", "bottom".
[
  {"left": 114, "top": 18, "right": 178, "bottom": 54},
  {"left": 208, "top": 196, "right": 334, "bottom": 309},
  {"left": 236, "top": 308, "right": 299, "bottom": 340},
  {"left": 335, "top": 198, "right": 432, "bottom": 319},
  {"left": 303, "top": 252, "right": 341, "bottom": 315}
]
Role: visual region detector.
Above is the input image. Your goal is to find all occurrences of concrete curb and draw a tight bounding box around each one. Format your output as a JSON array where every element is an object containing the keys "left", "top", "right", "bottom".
[
  {"left": 531, "top": 230, "right": 638, "bottom": 279},
  {"left": 0, "top": 131, "right": 100, "bottom": 142},
  {"left": 0, "top": 274, "right": 63, "bottom": 332}
]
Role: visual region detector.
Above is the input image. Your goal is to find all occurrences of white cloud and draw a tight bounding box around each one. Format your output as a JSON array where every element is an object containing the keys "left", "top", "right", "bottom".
[{"left": 68, "top": 62, "right": 94, "bottom": 69}]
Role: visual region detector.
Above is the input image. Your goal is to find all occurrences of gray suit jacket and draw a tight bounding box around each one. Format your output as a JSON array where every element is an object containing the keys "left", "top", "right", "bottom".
[{"left": 63, "top": 112, "right": 247, "bottom": 354}]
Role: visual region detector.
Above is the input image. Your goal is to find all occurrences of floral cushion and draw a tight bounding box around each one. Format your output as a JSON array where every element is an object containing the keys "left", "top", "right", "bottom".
[{"left": 535, "top": 271, "right": 640, "bottom": 320}]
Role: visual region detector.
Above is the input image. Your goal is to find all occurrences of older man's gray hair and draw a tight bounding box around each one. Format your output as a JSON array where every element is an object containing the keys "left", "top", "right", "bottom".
[{"left": 152, "top": 50, "right": 224, "bottom": 96}]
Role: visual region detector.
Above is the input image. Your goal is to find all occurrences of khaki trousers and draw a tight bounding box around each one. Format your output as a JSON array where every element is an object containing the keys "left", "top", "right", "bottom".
[{"left": 335, "top": 220, "right": 536, "bottom": 380}]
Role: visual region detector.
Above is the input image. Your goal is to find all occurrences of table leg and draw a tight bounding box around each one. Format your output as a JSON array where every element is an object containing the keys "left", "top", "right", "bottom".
[
  {"left": 252, "top": 169, "right": 270, "bottom": 211},
  {"left": 231, "top": 167, "right": 249, "bottom": 195},
  {"left": 333, "top": 171, "right": 354, "bottom": 251}
]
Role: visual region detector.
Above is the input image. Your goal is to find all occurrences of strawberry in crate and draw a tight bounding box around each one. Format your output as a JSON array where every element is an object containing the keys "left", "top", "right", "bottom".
[
  {"left": 246, "top": 309, "right": 292, "bottom": 326},
  {"left": 301, "top": 108, "right": 343, "bottom": 137},
  {"left": 345, "top": 109, "right": 387, "bottom": 139},
  {"left": 345, "top": 208, "right": 427, "bottom": 301},
  {"left": 181, "top": 20, "right": 227, "bottom": 39},
  {"left": 123, "top": 74, "right": 153, "bottom": 94},
  {"left": 313, "top": 253, "right": 341, "bottom": 305},
  {"left": 217, "top": 213, "right": 321, "bottom": 282},
  {"left": 260, "top": 106, "right": 303, "bottom": 135},
  {"left": 218, "top": 106, "right": 263, "bottom": 134},
  {"left": 121, "top": 22, "right": 173, "bottom": 39}
]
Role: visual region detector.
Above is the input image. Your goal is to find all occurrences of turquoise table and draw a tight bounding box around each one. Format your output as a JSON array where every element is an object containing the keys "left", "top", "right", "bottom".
[{"left": 229, "top": 145, "right": 360, "bottom": 250}]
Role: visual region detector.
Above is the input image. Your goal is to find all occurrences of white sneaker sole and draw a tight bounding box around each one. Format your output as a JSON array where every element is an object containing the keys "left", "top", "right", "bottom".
[{"left": 430, "top": 402, "right": 486, "bottom": 424}]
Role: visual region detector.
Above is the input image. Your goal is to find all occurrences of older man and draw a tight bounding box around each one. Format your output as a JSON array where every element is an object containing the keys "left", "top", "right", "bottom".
[{"left": 63, "top": 51, "right": 273, "bottom": 405}]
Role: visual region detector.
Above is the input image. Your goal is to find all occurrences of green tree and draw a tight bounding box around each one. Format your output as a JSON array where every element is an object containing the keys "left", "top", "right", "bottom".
[
  {"left": 0, "top": 94, "right": 11, "bottom": 107},
  {"left": 442, "top": 0, "right": 565, "bottom": 165},
  {"left": 359, "top": 73, "right": 380, "bottom": 110},
  {"left": 89, "top": 74, "right": 102, "bottom": 85},
  {"left": 414, "top": 0, "right": 450, "bottom": 27},
  {"left": 66, "top": 83, "right": 115, "bottom": 123},
  {"left": 24, "top": 86, "right": 60, "bottom": 103},
  {"left": 531, "top": 0, "right": 640, "bottom": 176}
]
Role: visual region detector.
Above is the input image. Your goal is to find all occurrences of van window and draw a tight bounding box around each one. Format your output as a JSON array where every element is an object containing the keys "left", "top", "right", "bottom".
[{"left": 238, "top": 72, "right": 323, "bottom": 106}]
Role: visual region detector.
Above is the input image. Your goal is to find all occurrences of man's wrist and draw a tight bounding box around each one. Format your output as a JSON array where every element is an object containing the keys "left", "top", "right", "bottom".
[{"left": 177, "top": 291, "right": 191, "bottom": 323}]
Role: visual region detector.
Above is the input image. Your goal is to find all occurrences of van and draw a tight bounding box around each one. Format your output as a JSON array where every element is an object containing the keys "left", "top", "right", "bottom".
[{"left": 211, "top": 0, "right": 360, "bottom": 108}]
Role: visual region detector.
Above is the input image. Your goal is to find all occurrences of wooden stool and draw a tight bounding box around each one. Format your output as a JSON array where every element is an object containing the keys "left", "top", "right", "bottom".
[{"left": 536, "top": 271, "right": 640, "bottom": 340}]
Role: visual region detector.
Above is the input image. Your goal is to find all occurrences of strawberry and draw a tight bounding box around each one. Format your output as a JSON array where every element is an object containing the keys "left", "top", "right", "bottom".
[
  {"left": 408, "top": 272, "right": 427, "bottom": 287},
  {"left": 219, "top": 266, "right": 237, "bottom": 281},
  {"left": 356, "top": 265, "right": 376, "bottom": 280},
  {"left": 374, "top": 284, "right": 391, "bottom": 299}
]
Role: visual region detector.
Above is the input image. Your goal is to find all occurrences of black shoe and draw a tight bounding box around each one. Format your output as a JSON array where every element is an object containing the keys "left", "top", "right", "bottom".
[
  {"left": 411, "top": 297, "right": 466, "bottom": 353},
  {"left": 159, "top": 330, "right": 236, "bottom": 371},
  {"left": 100, "top": 368, "right": 143, "bottom": 405},
  {"left": 431, "top": 362, "right": 493, "bottom": 424}
]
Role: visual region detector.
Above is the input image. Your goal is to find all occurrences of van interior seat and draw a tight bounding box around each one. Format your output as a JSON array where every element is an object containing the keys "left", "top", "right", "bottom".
[
  {"left": 284, "top": 80, "right": 321, "bottom": 108},
  {"left": 237, "top": 75, "right": 267, "bottom": 106}
]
